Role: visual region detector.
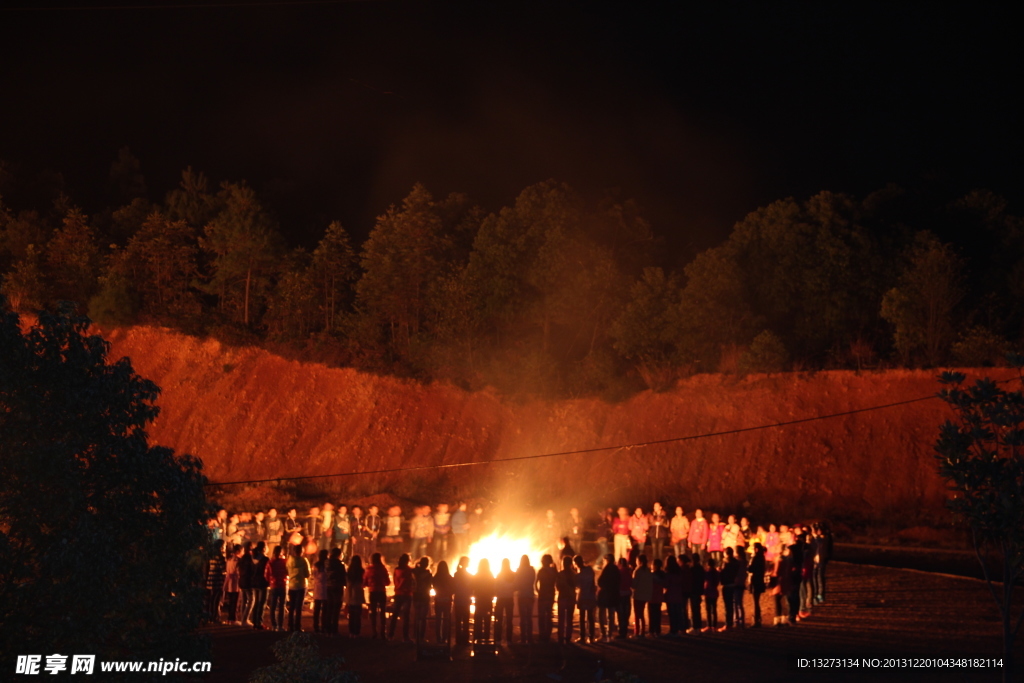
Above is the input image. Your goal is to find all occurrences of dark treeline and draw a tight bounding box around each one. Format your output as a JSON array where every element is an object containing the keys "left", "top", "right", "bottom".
[{"left": 2, "top": 151, "right": 1022, "bottom": 397}]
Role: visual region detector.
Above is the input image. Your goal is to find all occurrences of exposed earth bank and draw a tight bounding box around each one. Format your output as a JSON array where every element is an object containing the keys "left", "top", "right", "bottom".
[{"left": 103, "top": 325, "right": 1016, "bottom": 527}]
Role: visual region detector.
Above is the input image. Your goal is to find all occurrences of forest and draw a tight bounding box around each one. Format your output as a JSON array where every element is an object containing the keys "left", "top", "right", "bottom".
[{"left": 1, "top": 149, "right": 1022, "bottom": 398}]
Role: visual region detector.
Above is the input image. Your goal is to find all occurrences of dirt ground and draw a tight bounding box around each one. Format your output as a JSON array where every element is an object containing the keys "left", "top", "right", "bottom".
[
  {"left": 205, "top": 561, "right": 1024, "bottom": 683},
  {"left": 101, "top": 324, "right": 1019, "bottom": 524}
]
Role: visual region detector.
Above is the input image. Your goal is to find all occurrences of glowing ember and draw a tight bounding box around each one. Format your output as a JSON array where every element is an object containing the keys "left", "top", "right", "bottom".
[{"left": 466, "top": 532, "right": 547, "bottom": 574}]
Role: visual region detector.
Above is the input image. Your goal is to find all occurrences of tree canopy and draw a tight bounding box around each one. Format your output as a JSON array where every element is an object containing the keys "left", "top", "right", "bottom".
[
  {"left": 3, "top": 152, "right": 1024, "bottom": 397},
  {"left": 0, "top": 301, "right": 209, "bottom": 668}
]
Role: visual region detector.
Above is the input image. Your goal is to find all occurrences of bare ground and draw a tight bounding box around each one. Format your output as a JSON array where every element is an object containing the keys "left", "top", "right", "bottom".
[{"left": 206, "top": 561, "right": 1024, "bottom": 683}]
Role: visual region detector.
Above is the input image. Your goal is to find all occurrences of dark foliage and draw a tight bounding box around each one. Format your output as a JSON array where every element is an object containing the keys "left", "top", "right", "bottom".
[
  {"left": 0, "top": 300, "right": 210, "bottom": 672},
  {"left": 2, "top": 157, "right": 1024, "bottom": 397}
]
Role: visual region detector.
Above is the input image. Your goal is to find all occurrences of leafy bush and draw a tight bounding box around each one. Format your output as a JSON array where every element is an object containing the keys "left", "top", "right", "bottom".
[
  {"left": 738, "top": 330, "right": 789, "bottom": 374},
  {"left": 951, "top": 326, "right": 1010, "bottom": 367},
  {"left": 250, "top": 632, "right": 359, "bottom": 683}
]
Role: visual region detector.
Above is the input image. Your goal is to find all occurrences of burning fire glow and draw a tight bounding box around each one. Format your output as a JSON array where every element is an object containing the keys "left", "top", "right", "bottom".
[{"left": 466, "top": 531, "right": 547, "bottom": 574}]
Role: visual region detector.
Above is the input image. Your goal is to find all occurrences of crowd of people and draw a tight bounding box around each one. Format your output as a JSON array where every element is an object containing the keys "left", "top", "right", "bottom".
[{"left": 202, "top": 501, "right": 834, "bottom": 643}]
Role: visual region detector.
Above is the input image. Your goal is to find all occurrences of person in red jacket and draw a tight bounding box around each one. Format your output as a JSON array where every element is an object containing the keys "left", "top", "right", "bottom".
[
  {"left": 628, "top": 508, "right": 649, "bottom": 561},
  {"left": 387, "top": 553, "right": 414, "bottom": 641},
  {"left": 264, "top": 545, "right": 288, "bottom": 631},
  {"left": 364, "top": 552, "right": 391, "bottom": 638}
]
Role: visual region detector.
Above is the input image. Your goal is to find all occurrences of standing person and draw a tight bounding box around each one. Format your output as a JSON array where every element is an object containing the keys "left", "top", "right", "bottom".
[
  {"left": 632, "top": 555, "right": 652, "bottom": 638},
  {"left": 649, "top": 558, "right": 666, "bottom": 637},
  {"left": 215, "top": 508, "right": 229, "bottom": 542},
  {"left": 722, "top": 515, "right": 740, "bottom": 559},
  {"left": 363, "top": 505, "right": 382, "bottom": 560},
  {"left": 596, "top": 508, "right": 614, "bottom": 565},
  {"left": 555, "top": 556, "right": 578, "bottom": 644},
  {"left": 326, "top": 548, "right": 346, "bottom": 635},
  {"left": 780, "top": 544, "right": 801, "bottom": 626},
  {"left": 451, "top": 503, "right": 470, "bottom": 559},
  {"left": 333, "top": 505, "right": 352, "bottom": 560},
  {"left": 702, "top": 558, "right": 720, "bottom": 632},
  {"left": 237, "top": 512, "right": 256, "bottom": 546},
  {"left": 317, "top": 507, "right": 333, "bottom": 557},
  {"left": 536, "top": 554, "right": 557, "bottom": 643},
  {"left": 612, "top": 508, "right": 632, "bottom": 563},
  {"left": 688, "top": 509, "right": 709, "bottom": 565},
  {"left": 663, "top": 555, "right": 684, "bottom": 636},
  {"left": 616, "top": 557, "right": 633, "bottom": 639},
  {"left": 265, "top": 509, "right": 284, "bottom": 555},
  {"left": 738, "top": 517, "right": 753, "bottom": 560},
  {"left": 388, "top": 553, "right": 414, "bottom": 642},
  {"left": 265, "top": 546, "right": 288, "bottom": 632},
  {"left": 566, "top": 508, "right": 585, "bottom": 558},
  {"left": 409, "top": 506, "right": 434, "bottom": 561},
  {"left": 779, "top": 524, "right": 795, "bottom": 550},
  {"left": 629, "top": 508, "right": 650, "bottom": 561},
  {"left": 283, "top": 508, "right": 302, "bottom": 547},
  {"left": 515, "top": 554, "right": 536, "bottom": 644},
  {"left": 254, "top": 511, "right": 267, "bottom": 545},
  {"left": 303, "top": 507, "right": 323, "bottom": 554},
  {"left": 226, "top": 514, "right": 242, "bottom": 548},
  {"left": 412, "top": 556, "right": 434, "bottom": 643},
  {"left": 574, "top": 556, "right": 597, "bottom": 644},
  {"left": 381, "top": 506, "right": 404, "bottom": 565},
  {"left": 286, "top": 544, "right": 310, "bottom": 632},
  {"left": 205, "top": 540, "right": 227, "bottom": 624},
  {"left": 707, "top": 513, "right": 725, "bottom": 564},
  {"left": 670, "top": 507, "right": 690, "bottom": 558},
  {"left": 733, "top": 544, "right": 748, "bottom": 627},
  {"left": 311, "top": 550, "right": 329, "bottom": 633},
  {"left": 649, "top": 503, "right": 670, "bottom": 562},
  {"left": 249, "top": 542, "right": 270, "bottom": 629},
  {"left": 433, "top": 560, "right": 454, "bottom": 644},
  {"left": 797, "top": 529, "right": 815, "bottom": 619},
  {"left": 677, "top": 554, "right": 692, "bottom": 633},
  {"left": 688, "top": 553, "right": 704, "bottom": 633},
  {"left": 453, "top": 557, "right": 473, "bottom": 645},
  {"left": 719, "top": 547, "right": 738, "bottom": 630},
  {"left": 597, "top": 554, "right": 620, "bottom": 642},
  {"left": 237, "top": 543, "right": 254, "bottom": 628},
  {"left": 472, "top": 558, "right": 496, "bottom": 644},
  {"left": 364, "top": 552, "right": 391, "bottom": 638},
  {"left": 748, "top": 543, "right": 766, "bottom": 627},
  {"left": 433, "top": 504, "right": 452, "bottom": 561},
  {"left": 350, "top": 506, "right": 366, "bottom": 558},
  {"left": 813, "top": 521, "right": 833, "bottom": 604},
  {"left": 494, "top": 558, "right": 516, "bottom": 644},
  {"left": 345, "top": 555, "right": 364, "bottom": 636}
]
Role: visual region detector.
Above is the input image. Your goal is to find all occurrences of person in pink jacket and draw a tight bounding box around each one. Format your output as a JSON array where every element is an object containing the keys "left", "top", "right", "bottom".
[
  {"left": 688, "top": 509, "right": 709, "bottom": 564},
  {"left": 707, "top": 513, "right": 725, "bottom": 564},
  {"left": 628, "top": 508, "right": 649, "bottom": 559}
]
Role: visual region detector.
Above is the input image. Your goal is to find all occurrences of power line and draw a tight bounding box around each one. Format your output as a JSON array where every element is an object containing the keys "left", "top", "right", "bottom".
[{"left": 206, "top": 392, "right": 944, "bottom": 488}]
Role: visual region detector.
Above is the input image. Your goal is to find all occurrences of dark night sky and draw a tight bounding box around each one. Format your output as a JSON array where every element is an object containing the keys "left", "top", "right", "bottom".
[{"left": 1, "top": 2, "right": 1022, "bottom": 260}]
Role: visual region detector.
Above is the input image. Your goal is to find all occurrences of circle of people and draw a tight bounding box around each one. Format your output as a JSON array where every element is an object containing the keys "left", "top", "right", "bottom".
[{"left": 203, "top": 501, "right": 835, "bottom": 643}]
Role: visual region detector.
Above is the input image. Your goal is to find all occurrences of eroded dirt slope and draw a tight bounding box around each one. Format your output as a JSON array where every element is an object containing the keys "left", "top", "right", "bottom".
[{"left": 103, "top": 325, "right": 1015, "bottom": 522}]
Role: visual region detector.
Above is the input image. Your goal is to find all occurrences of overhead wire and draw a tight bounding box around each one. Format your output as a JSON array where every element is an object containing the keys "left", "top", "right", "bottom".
[{"left": 205, "top": 392, "right": 944, "bottom": 487}]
